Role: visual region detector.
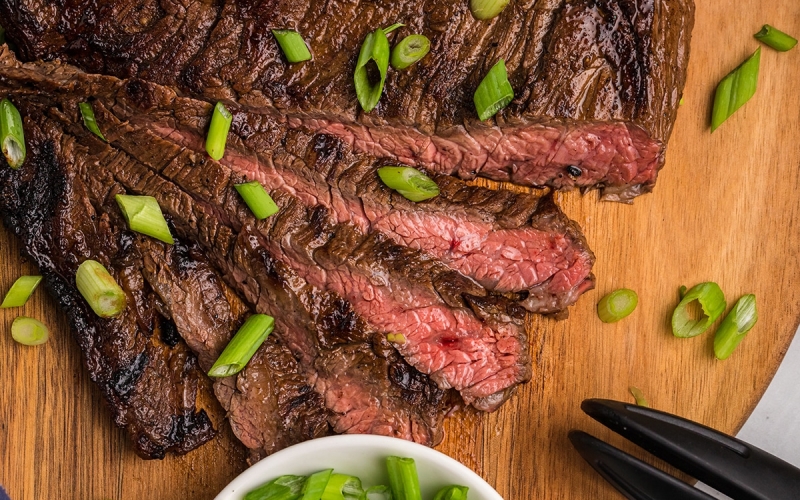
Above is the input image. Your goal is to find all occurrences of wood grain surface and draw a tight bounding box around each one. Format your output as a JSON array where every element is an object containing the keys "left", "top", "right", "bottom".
[{"left": 1, "top": 1, "right": 799, "bottom": 499}]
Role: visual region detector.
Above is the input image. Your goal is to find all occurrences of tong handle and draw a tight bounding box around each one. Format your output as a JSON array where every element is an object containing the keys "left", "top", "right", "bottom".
[{"left": 582, "top": 399, "right": 800, "bottom": 500}]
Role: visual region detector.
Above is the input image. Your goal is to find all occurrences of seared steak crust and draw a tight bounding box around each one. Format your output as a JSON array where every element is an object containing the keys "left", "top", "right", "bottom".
[
  {"left": 0, "top": 0, "right": 694, "bottom": 200},
  {"left": 0, "top": 117, "right": 215, "bottom": 459}
]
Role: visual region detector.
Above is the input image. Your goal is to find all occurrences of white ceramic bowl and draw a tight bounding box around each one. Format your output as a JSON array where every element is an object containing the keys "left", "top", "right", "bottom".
[{"left": 214, "top": 435, "right": 504, "bottom": 500}]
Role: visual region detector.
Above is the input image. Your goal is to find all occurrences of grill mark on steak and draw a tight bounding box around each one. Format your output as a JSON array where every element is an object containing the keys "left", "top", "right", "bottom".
[
  {"left": 0, "top": 0, "right": 694, "bottom": 201},
  {"left": 0, "top": 117, "right": 215, "bottom": 459},
  {"left": 0, "top": 49, "right": 596, "bottom": 314}
]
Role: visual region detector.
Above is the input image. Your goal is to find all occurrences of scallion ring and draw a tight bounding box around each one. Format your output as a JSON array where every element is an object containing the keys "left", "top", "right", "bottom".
[
  {"left": 596, "top": 288, "right": 638, "bottom": 323},
  {"left": 377, "top": 166, "right": 440, "bottom": 202},
  {"left": 116, "top": 194, "right": 174, "bottom": 244},
  {"left": 433, "top": 485, "right": 470, "bottom": 500},
  {"left": 79, "top": 102, "right": 106, "bottom": 141},
  {"left": 711, "top": 48, "right": 760, "bottom": 132},
  {"left": 628, "top": 386, "right": 649, "bottom": 408},
  {"left": 300, "top": 469, "right": 333, "bottom": 500},
  {"left": 208, "top": 314, "right": 275, "bottom": 378},
  {"left": 354, "top": 28, "right": 391, "bottom": 112},
  {"left": 386, "top": 456, "right": 422, "bottom": 500},
  {"left": 75, "top": 260, "right": 127, "bottom": 318},
  {"left": 205, "top": 101, "right": 233, "bottom": 161},
  {"left": 234, "top": 181, "right": 280, "bottom": 219},
  {"left": 383, "top": 23, "right": 405, "bottom": 35},
  {"left": 0, "top": 98, "right": 25, "bottom": 169},
  {"left": 1, "top": 275, "right": 42, "bottom": 308},
  {"left": 11, "top": 316, "right": 49, "bottom": 346},
  {"left": 391, "top": 35, "right": 430, "bottom": 70},
  {"left": 754, "top": 25, "right": 797, "bottom": 52},
  {"left": 473, "top": 59, "right": 514, "bottom": 121},
  {"left": 469, "top": 0, "right": 510, "bottom": 20},
  {"left": 272, "top": 29, "right": 312, "bottom": 63},
  {"left": 243, "top": 475, "right": 306, "bottom": 500},
  {"left": 671, "top": 282, "right": 726, "bottom": 338},
  {"left": 714, "top": 294, "right": 758, "bottom": 360}
]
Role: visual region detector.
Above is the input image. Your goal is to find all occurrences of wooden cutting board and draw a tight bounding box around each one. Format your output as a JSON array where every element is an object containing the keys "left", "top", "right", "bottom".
[{"left": 1, "top": 1, "right": 799, "bottom": 498}]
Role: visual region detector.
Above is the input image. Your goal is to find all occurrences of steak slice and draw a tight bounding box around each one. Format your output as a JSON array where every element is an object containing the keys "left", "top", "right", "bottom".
[
  {"left": 0, "top": 0, "right": 694, "bottom": 201},
  {"left": 0, "top": 117, "right": 215, "bottom": 459},
  {"left": 0, "top": 46, "right": 595, "bottom": 314}
]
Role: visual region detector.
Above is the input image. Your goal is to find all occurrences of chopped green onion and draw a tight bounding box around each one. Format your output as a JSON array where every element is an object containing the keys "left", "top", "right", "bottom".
[
  {"left": 208, "top": 314, "right": 275, "bottom": 378},
  {"left": 711, "top": 48, "right": 760, "bottom": 132},
  {"left": 272, "top": 30, "right": 312, "bottom": 63},
  {"left": 391, "top": 35, "right": 431, "bottom": 70},
  {"left": 386, "top": 332, "right": 406, "bottom": 344},
  {"left": 433, "top": 486, "right": 469, "bottom": 500},
  {"left": 235, "top": 181, "right": 280, "bottom": 219},
  {"left": 628, "top": 386, "right": 649, "bottom": 408},
  {"left": 714, "top": 294, "right": 758, "bottom": 360},
  {"left": 470, "top": 0, "right": 510, "bottom": 20},
  {"left": 206, "top": 101, "right": 233, "bottom": 161},
  {"left": 115, "top": 194, "right": 174, "bottom": 244},
  {"left": 354, "top": 28, "right": 391, "bottom": 112},
  {"left": 473, "top": 59, "right": 514, "bottom": 121},
  {"left": 363, "top": 485, "right": 392, "bottom": 500},
  {"left": 754, "top": 25, "right": 797, "bottom": 52},
  {"left": 11, "top": 316, "right": 48, "bottom": 346},
  {"left": 0, "top": 98, "right": 25, "bottom": 169},
  {"left": 75, "top": 260, "right": 127, "bottom": 318},
  {"left": 301, "top": 469, "right": 333, "bottom": 500},
  {"left": 679, "top": 97, "right": 685, "bottom": 106},
  {"left": 1, "top": 275, "right": 42, "bottom": 308},
  {"left": 672, "top": 282, "right": 726, "bottom": 338},
  {"left": 377, "top": 167, "right": 439, "bottom": 202},
  {"left": 679, "top": 285, "right": 687, "bottom": 300},
  {"left": 321, "top": 474, "right": 363, "bottom": 500},
  {"left": 244, "top": 474, "right": 306, "bottom": 500},
  {"left": 386, "top": 456, "right": 422, "bottom": 500},
  {"left": 79, "top": 102, "right": 106, "bottom": 141},
  {"left": 596, "top": 289, "right": 638, "bottom": 323},
  {"left": 383, "top": 23, "right": 405, "bottom": 35}
]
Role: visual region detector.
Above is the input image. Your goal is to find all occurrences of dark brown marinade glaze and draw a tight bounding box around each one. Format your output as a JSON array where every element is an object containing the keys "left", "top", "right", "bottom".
[
  {"left": 0, "top": 117, "right": 215, "bottom": 458},
  {"left": 0, "top": 0, "right": 694, "bottom": 200}
]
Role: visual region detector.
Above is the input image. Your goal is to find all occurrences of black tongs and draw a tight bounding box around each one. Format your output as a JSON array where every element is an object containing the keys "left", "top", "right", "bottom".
[{"left": 569, "top": 399, "right": 800, "bottom": 500}]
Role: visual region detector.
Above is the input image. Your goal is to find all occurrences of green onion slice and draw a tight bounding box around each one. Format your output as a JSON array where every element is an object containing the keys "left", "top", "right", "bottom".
[
  {"left": 206, "top": 101, "right": 233, "bottom": 161},
  {"left": 1, "top": 275, "right": 42, "bottom": 308},
  {"left": 754, "top": 25, "right": 797, "bottom": 52},
  {"left": 321, "top": 473, "right": 364, "bottom": 500},
  {"left": 628, "top": 386, "right": 649, "bottom": 408},
  {"left": 714, "top": 294, "right": 758, "bottom": 360},
  {"left": 272, "top": 29, "right": 313, "bottom": 63},
  {"left": 244, "top": 474, "right": 307, "bottom": 500},
  {"left": 235, "top": 181, "right": 280, "bottom": 220},
  {"left": 354, "top": 28, "right": 391, "bottom": 112},
  {"left": 391, "top": 35, "right": 431, "bottom": 70},
  {"left": 75, "top": 260, "right": 127, "bottom": 318},
  {"left": 0, "top": 98, "right": 26, "bottom": 169},
  {"left": 470, "top": 0, "right": 510, "bottom": 20},
  {"left": 301, "top": 469, "right": 333, "bottom": 500},
  {"left": 473, "top": 59, "right": 514, "bottom": 121},
  {"left": 79, "top": 102, "right": 107, "bottom": 142},
  {"left": 115, "top": 194, "right": 174, "bottom": 244},
  {"left": 208, "top": 314, "right": 275, "bottom": 378},
  {"left": 363, "top": 485, "right": 392, "bottom": 500},
  {"left": 11, "top": 316, "right": 49, "bottom": 346},
  {"left": 386, "top": 456, "right": 422, "bottom": 500},
  {"left": 597, "top": 288, "right": 638, "bottom": 323},
  {"left": 377, "top": 166, "right": 439, "bottom": 202},
  {"left": 671, "top": 282, "right": 726, "bottom": 338},
  {"left": 711, "top": 48, "right": 760, "bottom": 132},
  {"left": 433, "top": 485, "right": 469, "bottom": 500},
  {"left": 383, "top": 23, "right": 405, "bottom": 35}
]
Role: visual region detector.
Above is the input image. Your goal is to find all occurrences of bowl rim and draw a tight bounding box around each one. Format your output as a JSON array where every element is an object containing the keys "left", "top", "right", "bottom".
[{"left": 214, "top": 434, "right": 504, "bottom": 500}]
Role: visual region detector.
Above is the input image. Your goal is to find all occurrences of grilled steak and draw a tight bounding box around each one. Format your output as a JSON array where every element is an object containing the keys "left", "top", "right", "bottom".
[
  {"left": 0, "top": 46, "right": 595, "bottom": 314},
  {"left": 2, "top": 102, "right": 453, "bottom": 460},
  {"left": 0, "top": 116, "right": 216, "bottom": 459},
  {"left": 0, "top": 0, "right": 694, "bottom": 201}
]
